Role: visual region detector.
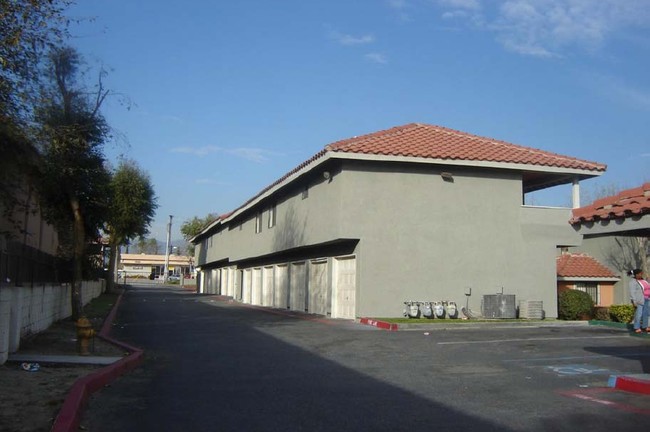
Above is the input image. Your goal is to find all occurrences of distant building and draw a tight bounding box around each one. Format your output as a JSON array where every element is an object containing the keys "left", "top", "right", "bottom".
[{"left": 119, "top": 253, "right": 194, "bottom": 279}]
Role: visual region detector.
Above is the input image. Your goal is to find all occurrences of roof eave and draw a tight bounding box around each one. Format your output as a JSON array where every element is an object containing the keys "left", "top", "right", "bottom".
[
  {"left": 220, "top": 153, "right": 334, "bottom": 225},
  {"left": 557, "top": 276, "right": 620, "bottom": 282},
  {"left": 328, "top": 152, "right": 605, "bottom": 177}
]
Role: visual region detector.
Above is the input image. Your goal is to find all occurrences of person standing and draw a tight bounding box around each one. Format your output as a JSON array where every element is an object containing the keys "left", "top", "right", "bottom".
[{"left": 629, "top": 269, "right": 650, "bottom": 334}]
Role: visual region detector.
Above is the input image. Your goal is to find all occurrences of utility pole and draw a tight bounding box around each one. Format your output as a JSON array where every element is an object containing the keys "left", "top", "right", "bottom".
[{"left": 163, "top": 215, "right": 173, "bottom": 284}]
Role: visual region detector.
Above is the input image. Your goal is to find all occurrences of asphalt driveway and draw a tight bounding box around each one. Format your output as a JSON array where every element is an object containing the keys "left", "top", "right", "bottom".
[{"left": 81, "top": 284, "right": 650, "bottom": 431}]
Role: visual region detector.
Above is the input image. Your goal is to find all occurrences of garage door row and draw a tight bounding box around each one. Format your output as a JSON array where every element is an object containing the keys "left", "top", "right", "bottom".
[{"left": 199, "top": 255, "right": 357, "bottom": 319}]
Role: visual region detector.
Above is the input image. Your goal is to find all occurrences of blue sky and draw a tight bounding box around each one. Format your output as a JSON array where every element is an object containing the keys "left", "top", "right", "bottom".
[{"left": 66, "top": 0, "right": 650, "bottom": 242}]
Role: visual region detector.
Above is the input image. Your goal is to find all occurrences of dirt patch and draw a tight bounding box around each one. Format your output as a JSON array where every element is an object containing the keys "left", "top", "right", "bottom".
[{"left": 0, "top": 316, "right": 127, "bottom": 431}]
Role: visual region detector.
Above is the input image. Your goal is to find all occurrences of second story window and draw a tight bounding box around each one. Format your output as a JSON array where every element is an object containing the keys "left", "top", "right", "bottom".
[
  {"left": 268, "top": 205, "right": 276, "bottom": 228},
  {"left": 255, "top": 212, "right": 262, "bottom": 234}
]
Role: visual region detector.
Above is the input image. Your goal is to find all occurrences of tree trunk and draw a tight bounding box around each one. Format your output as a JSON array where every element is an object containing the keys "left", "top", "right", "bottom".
[
  {"left": 638, "top": 237, "right": 649, "bottom": 276},
  {"left": 71, "top": 197, "right": 85, "bottom": 320},
  {"left": 106, "top": 240, "right": 119, "bottom": 293}
]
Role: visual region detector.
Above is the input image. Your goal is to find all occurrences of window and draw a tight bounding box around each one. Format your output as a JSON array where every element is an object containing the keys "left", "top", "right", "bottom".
[
  {"left": 255, "top": 212, "right": 262, "bottom": 233},
  {"left": 268, "top": 204, "right": 276, "bottom": 228},
  {"left": 575, "top": 282, "right": 599, "bottom": 305}
]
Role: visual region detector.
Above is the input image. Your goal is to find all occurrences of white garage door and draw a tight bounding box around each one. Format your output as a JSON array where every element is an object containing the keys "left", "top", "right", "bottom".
[
  {"left": 210, "top": 269, "right": 218, "bottom": 294},
  {"left": 228, "top": 267, "right": 237, "bottom": 298},
  {"left": 309, "top": 260, "right": 328, "bottom": 315},
  {"left": 252, "top": 268, "right": 262, "bottom": 305},
  {"left": 262, "top": 266, "right": 274, "bottom": 307},
  {"left": 274, "top": 265, "right": 288, "bottom": 309},
  {"left": 242, "top": 269, "right": 252, "bottom": 303},
  {"left": 332, "top": 256, "right": 356, "bottom": 319},
  {"left": 290, "top": 262, "right": 307, "bottom": 311}
]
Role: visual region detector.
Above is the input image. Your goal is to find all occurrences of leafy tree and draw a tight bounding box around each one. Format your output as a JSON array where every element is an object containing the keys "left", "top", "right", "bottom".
[
  {"left": 1, "top": 0, "right": 71, "bottom": 227},
  {"left": 105, "top": 159, "right": 158, "bottom": 292},
  {"left": 180, "top": 213, "right": 218, "bottom": 256},
  {"left": 146, "top": 238, "right": 159, "bottom": 254},
  {"left": 37, "top": 47, "right": 112, "bottom": 320}
]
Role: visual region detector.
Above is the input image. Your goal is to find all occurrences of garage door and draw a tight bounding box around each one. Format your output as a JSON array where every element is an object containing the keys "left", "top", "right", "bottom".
[
  {"left": 262, "top": 266, "right": 274, "bottom": 307},
  {"left": 210, "top": 269, "right": 218, "bottom": 294},
  {"left": 309, "top": 260, "right": 328, "bottom": 315},
  {"left": 290, "top": 262, "right": 307, "bottom": 311},
  {"left": 332, "top": 256, "right": 356, "bottom": 319},
  {"left": 242, "top": 269, "right": 252, "bottom": 303},
  {"left": 274, "top": 265, "right": 288, "bottom": 309},
  {"left": 252, "top": 268, "right": 262, "bottom": 305}
]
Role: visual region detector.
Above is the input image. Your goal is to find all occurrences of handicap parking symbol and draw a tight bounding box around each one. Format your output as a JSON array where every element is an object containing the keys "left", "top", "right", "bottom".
[{"left": 546, "top": 364, "right": 613, "bottom": 376}]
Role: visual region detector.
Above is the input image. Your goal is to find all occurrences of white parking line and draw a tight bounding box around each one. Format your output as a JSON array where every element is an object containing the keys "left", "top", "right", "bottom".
[{"left": 437, "top": 335, "right": 626, "bottom": 345}]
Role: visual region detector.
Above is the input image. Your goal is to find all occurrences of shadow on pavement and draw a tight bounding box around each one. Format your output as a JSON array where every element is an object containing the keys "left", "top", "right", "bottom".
[{"left": 82, "top": 284, "right": 513, "bottom": 432}]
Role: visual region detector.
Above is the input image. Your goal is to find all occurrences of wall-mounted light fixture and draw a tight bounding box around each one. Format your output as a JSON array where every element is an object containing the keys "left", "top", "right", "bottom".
[
  {"left": 323, "top": 171, "right": 331, "bottom": 180},
  {"left": 440, "top": 172, "right": 454, "bottom": 182}
]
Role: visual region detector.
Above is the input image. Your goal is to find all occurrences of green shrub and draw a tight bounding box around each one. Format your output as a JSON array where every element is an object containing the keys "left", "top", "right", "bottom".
[
  {"left": 593, "top": 307, "right": 611, "bottom": 321},
  {"left": 609, "top": 304, "right": 635, "bottom": 323},
  {"left": 558, "top": 289, "right": 594, "bottom": 320}
]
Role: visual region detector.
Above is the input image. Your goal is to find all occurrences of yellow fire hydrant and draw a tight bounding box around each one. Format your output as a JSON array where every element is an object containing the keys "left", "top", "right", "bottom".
[{"left": 76, "top": 317, "right": 95, "bottom": 356}]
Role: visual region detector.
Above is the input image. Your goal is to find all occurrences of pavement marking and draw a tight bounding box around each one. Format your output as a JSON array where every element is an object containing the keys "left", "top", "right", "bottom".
[
  {"left": 559, "top": 388, "right": 650, "bottom": 416},
  {"left": 437, "top": 335, "right": 626, "bottom": 345},
  {"left": 545, "top": 364, "right": 615, "bottom": 376}
]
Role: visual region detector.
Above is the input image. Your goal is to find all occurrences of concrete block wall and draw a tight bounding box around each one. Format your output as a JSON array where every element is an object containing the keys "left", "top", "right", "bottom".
[{"left": 0, "top": 280, "right": 105, "bottom": 364}]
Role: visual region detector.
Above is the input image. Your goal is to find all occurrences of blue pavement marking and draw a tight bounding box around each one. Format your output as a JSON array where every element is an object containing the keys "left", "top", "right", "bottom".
[{"left": 545, "top": 364, "right": 616, "bottom": 376}]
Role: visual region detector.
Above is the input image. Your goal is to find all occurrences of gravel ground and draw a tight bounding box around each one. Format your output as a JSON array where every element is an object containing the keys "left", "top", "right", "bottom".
[{"left": 0, "top": 316, "right": 126, "bottom": 432}]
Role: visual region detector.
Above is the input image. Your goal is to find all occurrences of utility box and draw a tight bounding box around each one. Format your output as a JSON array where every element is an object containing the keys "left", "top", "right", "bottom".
[
  {"left": 518, "top": 300, "right": 544, "bottom": 319},
  {"left": 482, "top": 294, "right": 516, "bottom": 319}
]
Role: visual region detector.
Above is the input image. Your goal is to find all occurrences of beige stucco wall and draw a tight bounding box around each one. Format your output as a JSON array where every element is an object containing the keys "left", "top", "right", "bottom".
[{"left": 0, "top": 186, "right": 59, "bottom": 256}]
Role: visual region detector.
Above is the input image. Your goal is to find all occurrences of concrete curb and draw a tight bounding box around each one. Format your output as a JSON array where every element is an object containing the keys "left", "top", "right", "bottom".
[
  {"left": 51, "top": 290, "right": 143, "bottom": 432},
  {"left": 357, "top": 318, "right": 592, "bottom": 331},
  {"left": 358, "top": 318, "right": 398, "bottom": 331},
  {"left": 608, "top": 374, "right": 650, "bottom": 395}
]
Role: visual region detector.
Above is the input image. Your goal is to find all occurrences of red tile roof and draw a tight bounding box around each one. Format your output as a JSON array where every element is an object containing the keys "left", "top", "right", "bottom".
[
  {"left": 570, "top": 182, "right": 650, "bottom": 224},
  {"left": 327, "top": 123, "right": 606, "bottom": 172},
  {"left": 556, "top": 253, "right": 618, "bottom": 279}
]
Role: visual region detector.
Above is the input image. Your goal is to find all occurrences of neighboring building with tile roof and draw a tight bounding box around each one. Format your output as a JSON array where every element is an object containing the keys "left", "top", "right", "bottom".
[
  {"left": 556, "top": 253, "right": 619, "bottom": 306},
  {"left": 567, "top": 183, "right": 649, "bottom": 305},
  {"left": 570, "top": 182, "right": 650, "bottom": 238},
  {"left": 192, "top": 123, "right": 607, "bottom": 319}
]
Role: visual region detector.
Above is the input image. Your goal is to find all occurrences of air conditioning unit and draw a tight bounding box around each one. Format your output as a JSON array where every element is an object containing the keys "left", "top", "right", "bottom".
[
  {"left": 518, "top": 300, "right": 544, "bottom": 319},
  {"left": 482, "top": 294, "right": 516, "bottom": 319}
]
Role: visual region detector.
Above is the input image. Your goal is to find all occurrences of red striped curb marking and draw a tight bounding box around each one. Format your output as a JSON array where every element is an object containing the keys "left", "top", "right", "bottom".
[
  {"left": 359, "top": 318, "right": 399, "bottom": 331},
  {"left": 610, "top": 375, "right": 650, "bottom": 395}
]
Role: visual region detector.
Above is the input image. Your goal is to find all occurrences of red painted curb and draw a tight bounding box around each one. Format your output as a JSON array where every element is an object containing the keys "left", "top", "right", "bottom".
[
  {"left": 613, "top": 376, "right": 650, "bottom": 395},
  {"left": 359, "top": 318, "right": 399, "bottom": 331},
  {"left": 51, "top": 290, "right": 144, "bottom": 432}
]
